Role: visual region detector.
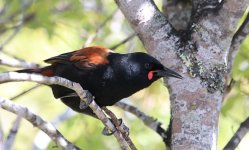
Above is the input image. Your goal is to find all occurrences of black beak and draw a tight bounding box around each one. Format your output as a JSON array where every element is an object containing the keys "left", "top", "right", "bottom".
[{"left": 154, "top": 67, "right": 183, "bottom": 79}]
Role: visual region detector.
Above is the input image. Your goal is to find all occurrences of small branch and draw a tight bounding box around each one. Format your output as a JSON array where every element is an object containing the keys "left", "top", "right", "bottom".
[
  {"left": 4, "top": 115, "right": 22, "bottom": 150},
  {"left": 115, "top": 102, "right": 169, "bottom": 148},
  {"left": 10, "top": 84, "right": 41, "bottom": 100},
  {"left": 224, "top": 116, "right": 249, "bottom": 150},
  {"left": 0, "top": 72, "right": 131, "bottom": 149},
  {"left": 0, "top": 57, "right": 39, "bottom": 69},
  {"left": 0, "top": 97, "right": 80, "bottom": 150},
  {"left": 225, "top": 10, "right": 249, "bottom": 93},
  {"left": 0, "top": 116, "right": 3, "bottom": 149},
  {"left": 227, "top": 11, "right": 249, "bottom": 71},
  {"left": 223, "top": 79, "right": 236, "bottom": 100},
  {"left": 110, "top": 33, "right": 136, "bottom": 50},
  {"left": 0, "top": 24, "right": 22, "bottom": 51},
  {"left": 33, "top": 109, "right": 76, "bottom": 150},
  {"left": 0, "top": 2, "right": 34, "bottom": 51},
  {"left": 83, "top": 9, "right": 118, "bottom": 47},
  {"left": 102, "top": 107, "right": 137, "bottom": 150}
]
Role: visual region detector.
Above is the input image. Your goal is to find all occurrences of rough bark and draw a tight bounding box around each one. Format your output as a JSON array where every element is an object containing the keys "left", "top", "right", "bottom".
[
  {"left": 115, "top": 0, "right": 248, "bottom": 149},
  {"left": 162, "top": 0, "right": 191, "bottom": 30}
]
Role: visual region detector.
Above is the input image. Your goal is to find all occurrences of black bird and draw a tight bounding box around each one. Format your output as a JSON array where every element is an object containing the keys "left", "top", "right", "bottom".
[{"left": 18, "top": 46, "right": 182, "bottom": 117}]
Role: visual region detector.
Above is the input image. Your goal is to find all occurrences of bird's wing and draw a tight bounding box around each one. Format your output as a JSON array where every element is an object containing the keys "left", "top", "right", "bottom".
[{"left": 44, "top": 46, "right": 111, "bottom": 69}]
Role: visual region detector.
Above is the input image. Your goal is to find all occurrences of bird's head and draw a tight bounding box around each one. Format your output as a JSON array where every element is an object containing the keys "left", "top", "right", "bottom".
[
  {"left": 132, "top": 52, "right": 182, "bottom": 80},
  {"left": 114, "top": 52, "right": 182, "bottom": 85}
]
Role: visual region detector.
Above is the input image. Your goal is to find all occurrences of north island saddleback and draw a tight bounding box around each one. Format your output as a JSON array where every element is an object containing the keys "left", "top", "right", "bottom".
[{"left": 17, "top": 46, "right": 182, "bottom": 117}]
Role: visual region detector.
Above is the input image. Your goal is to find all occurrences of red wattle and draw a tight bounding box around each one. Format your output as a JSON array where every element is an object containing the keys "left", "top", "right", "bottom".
[{"left": 148, "top": 71, "right": 153, "bottom": 80}]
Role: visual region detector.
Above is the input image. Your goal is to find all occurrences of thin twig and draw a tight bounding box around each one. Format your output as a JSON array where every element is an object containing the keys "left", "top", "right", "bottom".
[
  {"left": 102, "top": 107, "right": 137, "bottom": 150},
  {"left": 10, "top": 84, "right": 41, "bottom": 100},
  {"left": 0, "top": 72, "right": 131, "bottom": 149},
  {"left": 224, "top": 116, "right": 249, "bottom": 150},
  {"left": 115, "top": 102, "right": 170, "bottom": 148},
  {"left": 0, "top": 1, "right": 34, "bottom": 52},
  {"left": 83, "top": 9, "right": 118, "bottom": 47},
  {"left": 110, "top": 33, "right": 136, "bottom": 50},
  {"left": 0, "top": 116, "right": 3, "bottom": 149},
  {"left": 0, "top": 24, "right": 23, "bottom": 51},
  {"left": 223, "top": 79, "right": 236, "bottom": 100},
  {"left": 0, "top": 13, "right": 35, "bottom": 34},
  {"left": 0, "top": 97, "right": 80, "bottom": 150},
  {"left": 4, "top": 115, "right": 22, "bottom": 150},
  {"left": 0, "top": 1, "right": 33, "bottom": 25}
]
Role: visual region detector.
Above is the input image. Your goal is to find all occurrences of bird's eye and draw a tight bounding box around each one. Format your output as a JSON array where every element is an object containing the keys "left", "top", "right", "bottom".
[{"left": 144, "top": 63, "right": 151, "bottom": 70}]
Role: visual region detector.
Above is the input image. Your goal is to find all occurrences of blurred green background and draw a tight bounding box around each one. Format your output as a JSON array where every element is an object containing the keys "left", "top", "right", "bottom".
[{"left": 0, "top": 0, "right": 248, "bottom": 150}]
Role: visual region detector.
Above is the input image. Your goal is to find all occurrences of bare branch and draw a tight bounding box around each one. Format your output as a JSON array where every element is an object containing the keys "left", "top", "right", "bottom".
[
  {"left": 227, "top": 11, "right": 249, "bottom": 75},
  {"left": 0, "top": 57, "right": 39, "bottom": 69},
  {"left": 223, "top": 79, "right": 236, "bottom": 100},
  {"left": 224, "top": 116, "right": 249, "bottom": 150},
  {"left": 115, "top": 102, "right": 169, "bottom": 148},
  {"left": 0, "top": 97, "right": 80, "bottom": 150},
  {"left": 33, "top": 109, "right": 76, "bottom": 150},
  {"left": 0, "top": 24, "right": 23, "bottom": 51},
  {"left": 83, "top": 9, "right": 118, "bottom": 47},
  {"left": 102, "top": 107, "right": 137, "bottom": 150},
  {"left": 10, "top": 84, "right": 41, "bottom": 100},
  {"left": 110, "top": 33, "right": 136, "bottom": 50},
  {"left": 0, "top": 1, "right": 35, "bottom": 51},
  {"left": 0, "top": 116, "right": 3, "bottom": 149},
  {"left": 4, "top": 115, "right": 22, "bottom": 150},
  {"left": 0, "top": 72, "right": 132, "bottom": 149}
]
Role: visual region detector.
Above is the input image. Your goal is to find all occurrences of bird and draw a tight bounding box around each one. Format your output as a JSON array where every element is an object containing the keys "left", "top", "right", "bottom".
[{"left": 17, "top": 46, "right": 182, "bottom": 117}]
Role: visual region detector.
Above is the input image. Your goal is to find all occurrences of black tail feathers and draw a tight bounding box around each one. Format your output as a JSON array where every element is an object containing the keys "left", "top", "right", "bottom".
[{"left": 16, "top": 66, "right": 54, "bottom": 77}]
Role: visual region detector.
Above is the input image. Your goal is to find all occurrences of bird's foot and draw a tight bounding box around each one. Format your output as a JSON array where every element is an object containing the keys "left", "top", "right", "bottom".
[
  {"left": 117, "top": 119, "right": 129, "bottom": 137},
  {"left": 102, "top": 126, "right": 116, "bottom": 136},
  {"left": 79, "top": 91, "right": 94, "bottom": 109},
  {"left": 102, "top": 118, "right": 129, "bottom": 137}
]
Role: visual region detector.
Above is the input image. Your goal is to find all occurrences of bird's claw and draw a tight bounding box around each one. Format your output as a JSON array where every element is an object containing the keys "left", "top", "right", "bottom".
[
  {"left": 118, "top": 119, "right": 129, "bottom": 137},
  {"left": 79, "top": 91, "right": 94, "bottom": 109},
  {"left": 102, "top": 118, "right": 129, "bottom": 137},
  {"left": 102, "top": 127, "right": 116, "bottom": 136}
]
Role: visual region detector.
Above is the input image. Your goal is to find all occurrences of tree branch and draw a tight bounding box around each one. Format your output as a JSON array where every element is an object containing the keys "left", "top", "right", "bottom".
[
  {"left": 0, "top": 117, "right": 3, "bottom": 149},
  {"left": 116, "top": 0, "right": 249, "bottom": 149},
  {"left": 33, "top": 109, "right": 76, "bottom": 150},
  {"left": 227, "top": 11, "right": 249, "bottom": 79},
  {"left": 110, "top": 33, "right": 136, "bottom": 50},
  {"left": 224, "top": 116, "right": 249, "bottom": 150},
  {"left": 115, "top": 102, "right": 170, "bottom": 148},
  {"left": 3, "top": 115, "right": 22, "bottom": 150},
  {"left": 0, "top": 72, "right": 132, "bottom": 149},
  {"left": 115, "top": 0, "right": 180, "bottom": 56},
  {"left": 83, "top": 9, "right": 118, "bottom": 47},
  {"left": 0, "top": 97, "right": 80, "bottom": 150},
  {"left": 10, "top": 84, "right": 41, "bottom": 100},
  {"left": 0, "top": 57, "right": 39, "bottom": 69},
  {"left": 102, "top": 107, "right": 137, "bottom": 150}
]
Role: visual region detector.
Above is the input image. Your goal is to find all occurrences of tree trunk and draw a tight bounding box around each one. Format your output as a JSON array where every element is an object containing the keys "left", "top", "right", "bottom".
[{"left": 115, "top": 0, "right": 248, "bottom": 149}]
